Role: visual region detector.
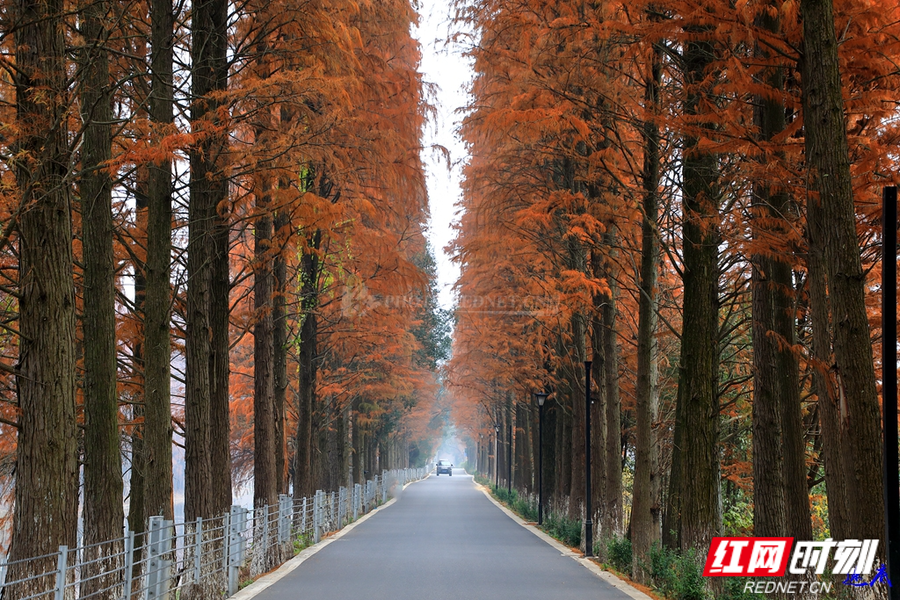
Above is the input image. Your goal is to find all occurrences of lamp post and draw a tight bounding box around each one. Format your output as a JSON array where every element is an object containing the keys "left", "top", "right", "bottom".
[
  {"left": 507, "top": 423, "right": 512, "bottom": 495},
  {"left": 535, "top": 392, "right": 548, "bottom": 525},
  {"left": 495, "top": 424, "right": 500, "bottom": 489},
  {"left": 882, "top": 186, "right": 899, "bottom": 600}
]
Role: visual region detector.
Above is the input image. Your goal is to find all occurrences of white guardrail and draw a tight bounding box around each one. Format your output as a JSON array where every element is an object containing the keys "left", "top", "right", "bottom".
[{"left": 0, "top": 466, "right": 430, "bottom": 600}]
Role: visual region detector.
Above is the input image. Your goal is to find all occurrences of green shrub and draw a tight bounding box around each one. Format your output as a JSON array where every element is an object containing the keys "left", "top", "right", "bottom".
[
  {"left": 543, "top": 511, "right": 581, "bottom": 548},
  {"left": 645, "top": 544, "right": 707, "bottom": 600},
  {"left": 606, "top": 536, "right": 632, "bottom": 574}
]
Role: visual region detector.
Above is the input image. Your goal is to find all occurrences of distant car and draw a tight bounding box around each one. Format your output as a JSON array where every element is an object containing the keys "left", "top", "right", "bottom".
[{"left": 435, "top": 460, "right": 453, "bottom": 476}]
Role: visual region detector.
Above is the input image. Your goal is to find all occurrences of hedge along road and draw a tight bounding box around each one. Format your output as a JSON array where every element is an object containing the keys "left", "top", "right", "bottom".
[{"left": 238, "top": 470, "right": 650, "bottom": 600}]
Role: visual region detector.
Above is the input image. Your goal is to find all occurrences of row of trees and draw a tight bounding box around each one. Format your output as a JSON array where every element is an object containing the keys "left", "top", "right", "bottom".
[
  {"left": 448, "top": 0, "right": 899, "bottom": 587},
  {"left": 0, "top": 0, "right": 449, "bottom": 596}
]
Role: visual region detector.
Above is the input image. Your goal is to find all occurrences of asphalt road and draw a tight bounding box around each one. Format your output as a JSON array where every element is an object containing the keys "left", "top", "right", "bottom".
[{"left": 251, "top": 470, "right": 637, "bottom": 600}]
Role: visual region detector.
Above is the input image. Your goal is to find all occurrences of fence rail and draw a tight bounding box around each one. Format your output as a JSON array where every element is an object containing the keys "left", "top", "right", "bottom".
[{"left": 0, "top": 466, "right": 430, "bottom": 600}]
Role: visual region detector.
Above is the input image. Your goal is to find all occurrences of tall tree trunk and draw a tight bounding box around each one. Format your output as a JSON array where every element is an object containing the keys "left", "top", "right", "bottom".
[
  {"left": 751, "top": 7, "right": 812, "bottom": 543},
  {"left": 589, "top": 320, "right": 607, "bottom": 542},
  {"left": 599, "top": 231, "right": 623, "bottom": 544},
  {"left": 252, "top": 26, "right": 277, "bottom": 516},
  {"left": 186, "top": 0, "right": 228, "bottom": 524},
  {"left": 253, "top": 187, "right": 276, "bottom": 509},
  {"left": 273, "top": 210, "right": 288, "bottom": 494},
  {"left": 144, "top": 0, "right": 175, "bottom": 523},
  {"left": 129, "top": 168, "right": 148, "bottom": 598},
  {"left": 7, "top": 0, "right": 79, "bottom": 592},
  {"left": 569, "top": 311, "right": 587, "bottom": 522},
  {"left": 750, "top": 9, "right": 788, "bottom": 541},
  {"left": 800, "top": 0, "right": 885, "bottom": 545},
  {"left": 253, "top": 175, "right": 278, "bottom": 577},
  {"left": 666, "top": 34, "right": 721, "bottom": 553},
  {"left": 632, "top": 42, "right": 662, "bottom": 580},
  {"left": 293, "top": 231, "right": 321, "bottom": 499},
  {"left": 543, "top": 399, "right": 559, "bottom": 513},
  {"left": 210, "top": 212, "right": 232, "bottom": 514},
  {"left": 515, "top": 401, "right": 531, "bottom": 491},
  {"left": 807, "top": 231, "right": 852, "bottom": 539},
  {"left": 79, "top": 0, "right": 125, "bottom": 595}
]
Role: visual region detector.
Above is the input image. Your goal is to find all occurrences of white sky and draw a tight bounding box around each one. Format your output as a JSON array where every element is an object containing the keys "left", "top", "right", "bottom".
[{"left": 414, "top": 1, "right": 473, "bottom": 311}]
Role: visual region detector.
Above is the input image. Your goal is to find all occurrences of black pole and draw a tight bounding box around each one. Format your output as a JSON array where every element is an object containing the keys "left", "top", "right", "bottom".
[
  {"left": 584, "top": 361, "right": 593, "bottom": 557},
  {"left": 883, "top": 186, "right": 899, "bottom": 600},
  {"left": 538, "top": 402, "right": 544, "bottom": 526},
  {"left": 496, "top": 430, "right": 500, "bottom": 489},
  {"left": 507, "top": 423, "right": 512, "bottom": 494}
]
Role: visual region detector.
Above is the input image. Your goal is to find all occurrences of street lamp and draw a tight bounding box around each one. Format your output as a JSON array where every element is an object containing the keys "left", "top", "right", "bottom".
[
  {"left": 507, "top": 423, "right": 512, "bottom": 495},
  {"left": 882, "top": 186, "right": 899, "bottom": 600},
  {"left": 495, "top": 424, "right": 500, "bottom": 489},
  {"left": 535, "top": 392, "right": 548, "bottom": 525}
]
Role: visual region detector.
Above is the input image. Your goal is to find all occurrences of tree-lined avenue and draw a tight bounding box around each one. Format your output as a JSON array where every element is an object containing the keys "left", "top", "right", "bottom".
[{"left": 252, "top": 473, "right": 636, "bottom": 600}]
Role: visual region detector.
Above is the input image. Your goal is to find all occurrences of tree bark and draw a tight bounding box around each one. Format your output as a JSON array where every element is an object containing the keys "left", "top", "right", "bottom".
[
  {"left": 273, "top": 210, "right": 288, "bottom": 494},
  {"left": 252, "top": 27, "right": 277, "bottom": 514},
  {"left": 589, "top": 321, "right": 607, "bottom": 541},
  {"left": 601, "top": 230, "right": 623, "bottom": 544},
  {"left": 800, "top": 0, "right": 885, "bottom": 545},
  {"left": 751, "top": 7, "right": 812, "bottom": 543},
  {"left": 750, "top": 8, "right": 788, "bottom": 540},
  {"left": 144, "top": 0, "right": 175, "bottom": 523},
  {"left": 666, "top": 34, "right": 721, "bottom": 553},
  {"left": 79, "top": 0, "right": 125, "bottom": 595},
  {"left": 293, "top": 231, "right": 321, "bottom": 499},
  {"left": 807, "top": 229, "right": 852, "bottom": 539},
  {"left": 186, "top": 0, "right": 228, "bottom": 524},
  {"left": 632, "top": 41, "right": 662, "bottom": 581},
  {"left": 129, "top": 170, "right": 147, "bottom": 596},
  {"left": 253, "top": 185, "right": 277, "bottom": 510},
  {"left": 7, "top": 0, "right": 79, "bottom": 592},
  {"left": 210, "top": 211, "right": 232, "bottom": 515}
]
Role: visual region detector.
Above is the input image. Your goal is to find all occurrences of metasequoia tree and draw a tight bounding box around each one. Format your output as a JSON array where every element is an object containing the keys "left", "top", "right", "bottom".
[
  {"left": 631, "top": 18, "right": 662, "bottom": 581},
  {"left": 185, "top": 0, "right": 230, "bottom": 523},
  {"left": 800, "top": 0, "right": 885, "bottom": 547},
  {"left": 6, "top": 0, "right": 79, "bottom": 592},
  {"left": 143, "top": 0, "right": 176, "bottom": 524},
  {"left": 78, "top": 0, "right": 125, "bottom": 596}
]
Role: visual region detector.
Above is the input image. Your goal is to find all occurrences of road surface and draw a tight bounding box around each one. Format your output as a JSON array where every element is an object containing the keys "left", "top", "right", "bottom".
[{"left": 247, "top": 469, "right": 640, "bottom": 600}]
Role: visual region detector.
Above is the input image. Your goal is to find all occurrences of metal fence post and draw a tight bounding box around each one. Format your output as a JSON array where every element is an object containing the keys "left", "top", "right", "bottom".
[
  {"left": 161, "top": 520, "right": 173, "bottom": 600},
  {"left": 278, "top": 495, "right": 291, "bottom": 544},
  {"left": 146, "top": 517, "right": 161, "bottom": 600},
  {"left": 313, "top": 491, "right": 322, "bottom": 544},
  {"left": 228, "top": 506, "right": 246, "bottom": 597},
  {"left": 222, "top": 511, "right": 231, "bottom": 573},
  {"left": 300, "top": 497, "right": 307, "bottom": 536},
  {"left": 262, "top": 504, "right": 270, "bottom": 561},
  {"left": 193, "top": 518, "right": 202, "bottom": 584},
  {"left": 124, "top": 530, "right": 135, "bottom": 600},
  {"left": 145, "top": 517, "right": 173, "bottom": 600},
  {"left": 54, "top": 546, "right": 67, "bottom": 600}
]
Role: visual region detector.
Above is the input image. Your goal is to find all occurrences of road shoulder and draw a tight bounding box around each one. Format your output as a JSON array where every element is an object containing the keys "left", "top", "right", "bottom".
[{"left": 475, "top": 482, "right": 656, "bottom": 600}]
